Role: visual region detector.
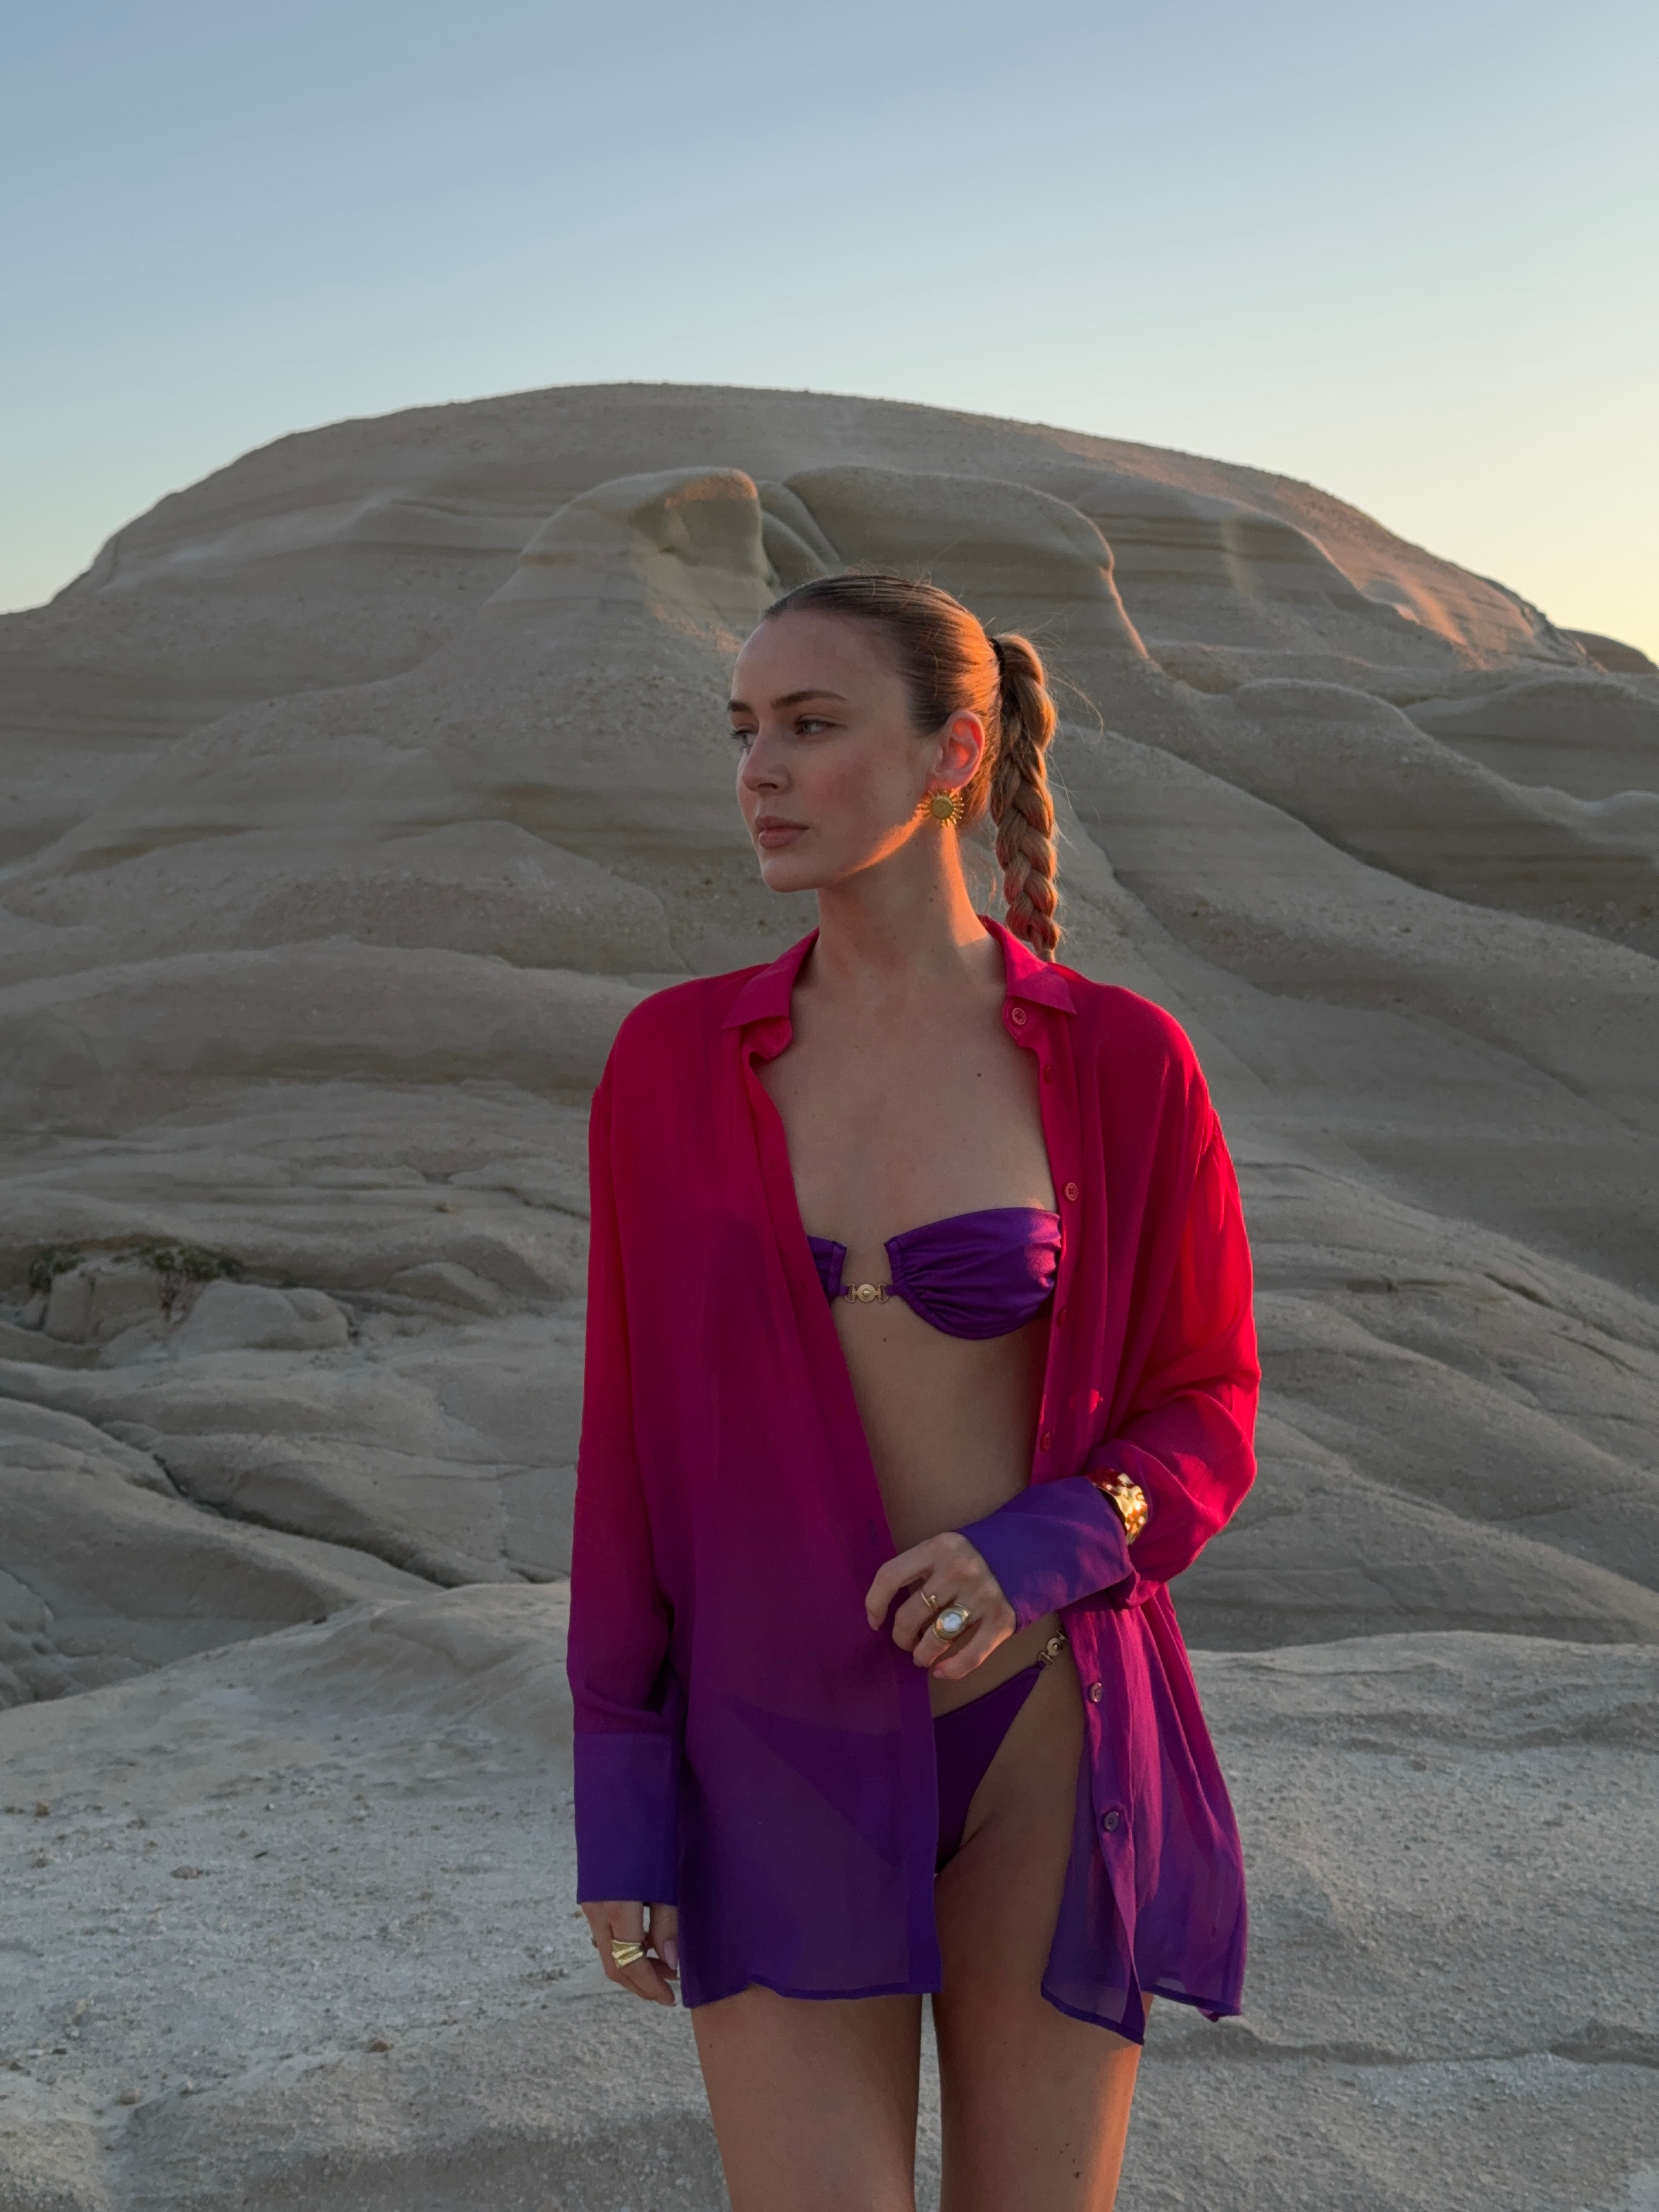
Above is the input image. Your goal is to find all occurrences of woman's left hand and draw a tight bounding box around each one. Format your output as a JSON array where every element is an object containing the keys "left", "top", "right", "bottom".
[{"left": 865, "top": 1531, "right": 1017, "bottom": 1682}]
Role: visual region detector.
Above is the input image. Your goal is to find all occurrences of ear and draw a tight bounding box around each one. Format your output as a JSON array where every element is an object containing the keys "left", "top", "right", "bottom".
[{"left": 934, "top": 710, "right": 986, "bottom": 789}]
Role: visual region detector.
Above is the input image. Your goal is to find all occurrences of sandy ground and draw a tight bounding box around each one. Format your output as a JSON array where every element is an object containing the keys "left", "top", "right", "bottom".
[{"left": 2, "top": 1588, "right": 1655, "bottom": 2211}]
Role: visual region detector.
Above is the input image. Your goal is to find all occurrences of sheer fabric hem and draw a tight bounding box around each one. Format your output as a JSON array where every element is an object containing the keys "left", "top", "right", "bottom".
[
  {"left": 682, "top": 1972, "right": 1240, "bottom": 2042},
  {"left": 684, "top": 1969, "right": 940, "bottom": 2010},
  {"left": 1039, "top": 1979, "right": 1240, "bottom": 2045}
]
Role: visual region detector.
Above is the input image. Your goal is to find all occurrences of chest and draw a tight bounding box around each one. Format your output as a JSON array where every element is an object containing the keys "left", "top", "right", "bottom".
[{"left": 756, "top": 1000, "right": 1056, "bottom": 1244}]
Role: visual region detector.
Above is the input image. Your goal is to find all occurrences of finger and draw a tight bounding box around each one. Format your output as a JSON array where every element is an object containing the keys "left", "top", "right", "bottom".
[
  {"left": 894, "top": 1553, "right": 1006, "bottom": 1650},
  {"left": 866, "top": 1532, "right": 981, "bottom": 1626},
  {"left": 928, "top": 1612, "right": 1014, "bottom": 1680},
  {"left": 890, "top": 1584, "right": 949, "bottom": 1650},
  {"left": 619, "top": 1950, "right": 676, "bottom": 2005},
  {"left": 864, "top": 1543, "right": 937, "bottom": 1626},
  {"left": 647, "top": 1901, "right": 680, "bottom": 1978},
  {"left": 889, "top": 1557, "right": 1008, "bottom": 1645},
  {"left": 589, "top": 1900, "right": 653, "bottom": 1994},
  {"left": 605, "top": 1920, "right": 676, "bottom": 2006},
  {"left": 913, "top": 1601, "right": 1007, "bottom": 1674},
  {"left": 581, "top": 1897, "right": 641, "bottom": 1963},
  {"left": 910, "top": 1607, "right": 974, "bottom": 1671}
]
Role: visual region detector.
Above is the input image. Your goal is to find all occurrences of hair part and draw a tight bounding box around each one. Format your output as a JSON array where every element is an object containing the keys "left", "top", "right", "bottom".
[{"left": 762, "top": 572, "right": 1062, "bottom": 958}]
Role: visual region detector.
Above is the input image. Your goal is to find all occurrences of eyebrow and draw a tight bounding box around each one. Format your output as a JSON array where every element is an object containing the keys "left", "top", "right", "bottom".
[{"left": 726, "top": 689, "right": 849, "bottom": 715}]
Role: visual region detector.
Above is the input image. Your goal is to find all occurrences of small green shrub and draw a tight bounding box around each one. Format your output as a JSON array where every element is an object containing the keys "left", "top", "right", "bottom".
[
  {"left": 25, "top": 1246, "right": 85, "bottom": 1295},
  {"left": 138, "top": 1243, "right": 242, "bottom": 1284},
  {"left": 22, "top": 1240, "right": 244, "bottom": 1312},
  {"left": 137, "top": 1243, "right": 244, "bottom": 1314}
]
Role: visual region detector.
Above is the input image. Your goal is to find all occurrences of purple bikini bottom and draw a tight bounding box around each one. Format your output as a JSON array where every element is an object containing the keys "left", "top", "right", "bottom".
[{"left": 933, "top": 1660, "right": 1045, "bottom": 1871}]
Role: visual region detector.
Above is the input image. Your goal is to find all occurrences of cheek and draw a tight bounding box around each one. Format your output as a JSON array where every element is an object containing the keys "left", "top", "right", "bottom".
[{"left": 814, "top": 749, "right": 913, "bottom": 830}]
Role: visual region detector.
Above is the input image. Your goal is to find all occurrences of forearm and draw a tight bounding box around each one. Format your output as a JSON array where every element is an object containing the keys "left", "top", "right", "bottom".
[
  {"left": 957, "top": 1385, "right": 1254, "bottom": 1623},
  {"left": 956, "top": 1474, "right": 1137, "bottom": 1627}
]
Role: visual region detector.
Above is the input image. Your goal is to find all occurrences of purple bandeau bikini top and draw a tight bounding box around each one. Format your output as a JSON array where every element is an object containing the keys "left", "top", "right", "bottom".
[{"left": 805, "top": 1206, "right": 1062, "bottom": 1341}]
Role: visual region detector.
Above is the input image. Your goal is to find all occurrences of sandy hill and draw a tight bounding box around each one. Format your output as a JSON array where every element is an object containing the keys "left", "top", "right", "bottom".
[{"left": 1, "top": 385, "right": 1655, "bottom": 2211}]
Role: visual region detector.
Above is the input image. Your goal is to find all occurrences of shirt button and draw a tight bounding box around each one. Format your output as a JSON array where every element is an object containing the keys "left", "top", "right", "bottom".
[
  {"left": 1056, "top": 1305, "right": 1069, "bottom": 1325},
  {"left": 1088, "top": 1682, "right": 1103, "bottom": 1704},
  {"left": 1100, "top": 1806, "right": 1122, "bottom": 1833},
  {"left": 1040, "top": 1430, "right": 1054, "bottom": 1451},
  {"left": 1009, "top": 1006, "right": 1028, "bottom": 1026},
  {"left": 1064, "top": 1181, "right": 1080, "bottom": 1203}
]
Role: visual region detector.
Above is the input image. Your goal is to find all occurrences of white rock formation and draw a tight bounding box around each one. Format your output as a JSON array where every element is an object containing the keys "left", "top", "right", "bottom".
[{"left": 1, "top": 384, "right": 1655, "bottom": 2207}]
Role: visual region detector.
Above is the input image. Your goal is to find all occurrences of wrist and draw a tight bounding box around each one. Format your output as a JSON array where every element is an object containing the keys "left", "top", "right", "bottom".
[{"left": 1087, "top": 1466, "right": 1150, "bottom": 1544}]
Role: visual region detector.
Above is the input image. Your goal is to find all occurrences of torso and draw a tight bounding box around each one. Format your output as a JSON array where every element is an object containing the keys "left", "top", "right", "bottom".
[{"left": 757, "top": 934, "right": 1061, "bottom": 1715}]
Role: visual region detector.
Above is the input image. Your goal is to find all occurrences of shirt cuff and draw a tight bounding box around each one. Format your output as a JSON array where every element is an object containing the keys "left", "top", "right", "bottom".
[
  {"left": 574, "top": 1731, "right": 681, "bottom": 1903},
  {"left": 957, "top": 1475, "right": 1136, "bottom": 1629}
]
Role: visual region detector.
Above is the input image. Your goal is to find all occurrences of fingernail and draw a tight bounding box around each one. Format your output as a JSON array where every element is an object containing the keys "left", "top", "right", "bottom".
[{"left": 663, "top": 1938, "right": 680, "bottom": 1973}]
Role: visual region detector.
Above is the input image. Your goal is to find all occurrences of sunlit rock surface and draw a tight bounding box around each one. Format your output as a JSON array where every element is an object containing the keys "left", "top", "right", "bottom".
[{"left": 1, "top": 385, "right": 1655, "bottom": 2208}]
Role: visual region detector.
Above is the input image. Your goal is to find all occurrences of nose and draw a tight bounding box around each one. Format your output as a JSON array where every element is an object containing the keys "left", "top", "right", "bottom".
[{"left": 738, "top": 730, "right": 785, "bottom": 793}]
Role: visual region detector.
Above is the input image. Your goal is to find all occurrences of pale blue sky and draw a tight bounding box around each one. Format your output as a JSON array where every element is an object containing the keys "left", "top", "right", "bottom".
[{"left": 5, "top": 0, "right": 1656, "bottom": 652}]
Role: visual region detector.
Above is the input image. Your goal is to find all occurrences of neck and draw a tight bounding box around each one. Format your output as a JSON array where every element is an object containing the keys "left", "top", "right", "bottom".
[{"left": 808, "top": 834, "right": 998, "bottom": 1001}]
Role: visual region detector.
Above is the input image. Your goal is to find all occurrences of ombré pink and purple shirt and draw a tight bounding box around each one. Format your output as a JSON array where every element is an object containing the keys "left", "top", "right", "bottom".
[{"left": 568, "top": 920, "right": 1260, "bottom": 2041}]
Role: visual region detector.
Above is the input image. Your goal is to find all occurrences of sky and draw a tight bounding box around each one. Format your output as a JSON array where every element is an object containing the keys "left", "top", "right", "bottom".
[{"left": 4, "top": 0, "right": 1656, "bottom": 654}]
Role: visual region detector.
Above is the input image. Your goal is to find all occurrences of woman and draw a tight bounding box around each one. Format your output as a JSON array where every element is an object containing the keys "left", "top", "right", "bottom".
[{"left": 569, "top": 573, "right": 1259, "bottom": 2211}]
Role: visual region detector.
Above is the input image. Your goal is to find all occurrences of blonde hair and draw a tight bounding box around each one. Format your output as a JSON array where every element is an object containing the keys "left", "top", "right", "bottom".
[{"left": 763, "top": 573, "right": 1062, "bottom": 958}]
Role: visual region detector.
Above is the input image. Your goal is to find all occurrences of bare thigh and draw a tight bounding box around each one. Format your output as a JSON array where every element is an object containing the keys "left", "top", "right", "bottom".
[
  {"left": 933, "top": 1652, "right": 1144, "bottom": 2212},
  {"left": 692, "top": 1984, "right": 923, "bottom": 2212}
]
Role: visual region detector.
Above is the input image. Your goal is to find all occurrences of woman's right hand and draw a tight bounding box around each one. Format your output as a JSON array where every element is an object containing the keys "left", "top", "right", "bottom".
[{"left": 581, "top": 1898, "right": 680, "bottom": 2005}]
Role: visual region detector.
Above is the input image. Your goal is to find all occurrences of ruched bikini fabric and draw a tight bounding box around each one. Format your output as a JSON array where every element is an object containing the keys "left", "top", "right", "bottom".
[
  {"left": 805, "top": 1206, "right": 1062, "bottom": 1338},
  {"left": 568, "top": 921, "right": 1260, "bottom": 2043}
]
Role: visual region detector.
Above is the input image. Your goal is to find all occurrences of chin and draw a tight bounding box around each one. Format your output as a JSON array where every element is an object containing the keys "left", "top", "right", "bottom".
[{"left": 755, "top": 850, "right": 828, "bottom": 897}]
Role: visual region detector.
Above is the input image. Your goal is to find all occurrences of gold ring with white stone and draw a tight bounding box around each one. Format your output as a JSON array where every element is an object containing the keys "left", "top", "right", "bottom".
[{"left": 930, "top": 1606, "right": 970, "bottom": 1644}]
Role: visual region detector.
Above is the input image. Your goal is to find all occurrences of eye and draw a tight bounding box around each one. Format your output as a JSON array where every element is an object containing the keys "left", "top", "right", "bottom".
[
  {"left": 795, "top": 716, "right": 831, "bottom": 735},
  {"left": 729, "top": 725, "right": 755, "bottom": 750}
]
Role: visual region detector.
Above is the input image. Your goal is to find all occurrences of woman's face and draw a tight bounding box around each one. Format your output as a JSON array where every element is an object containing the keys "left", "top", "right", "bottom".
[{"left": 729, "top": 611, "right": 981, "bottom": 896}]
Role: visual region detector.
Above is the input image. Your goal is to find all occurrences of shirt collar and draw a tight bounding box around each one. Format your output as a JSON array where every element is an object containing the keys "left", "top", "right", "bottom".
[
  {"left": 722, "top": 917, "right": 1075, "bottom": 1030},
  {"left": 983, "top": 916, "right": 1077, "bottom": 1012},
  {"left": 721, "top": 930, "right": 820, "bottom": 1028}
]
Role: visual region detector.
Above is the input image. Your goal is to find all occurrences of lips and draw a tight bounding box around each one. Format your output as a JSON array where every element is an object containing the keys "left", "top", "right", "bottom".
[{"left": 753, "top": 817, "right": 807, "bottom": 850}]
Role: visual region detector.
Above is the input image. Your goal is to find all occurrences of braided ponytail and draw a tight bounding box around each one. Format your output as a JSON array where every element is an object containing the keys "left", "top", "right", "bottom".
[
  {"left": 986, "top": 633, "right": 1061, "bottom": 960},
  {"left": 761, "top": 572, "right": 1065, "bottom": 958}
]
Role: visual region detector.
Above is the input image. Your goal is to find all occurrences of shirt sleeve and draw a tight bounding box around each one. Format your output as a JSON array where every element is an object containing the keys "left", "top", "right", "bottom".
[
  {"left": 1082, "top": 1115, "right": 1259, "bottom": 1594},
  {"left": 956, "top": 1475, "right": 1135, "bottom": 1629},
  {"left": 958, "top": 1116, "right": 1259, "bottom": 1622},
  {"left": 567, "top": 1066, "right": 681, "bottom": 1903}
]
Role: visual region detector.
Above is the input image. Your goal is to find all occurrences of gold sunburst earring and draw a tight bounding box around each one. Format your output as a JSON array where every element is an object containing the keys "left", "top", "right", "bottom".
[{"left": 917, "top": 788, "right": 966, "bottom": 827}]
